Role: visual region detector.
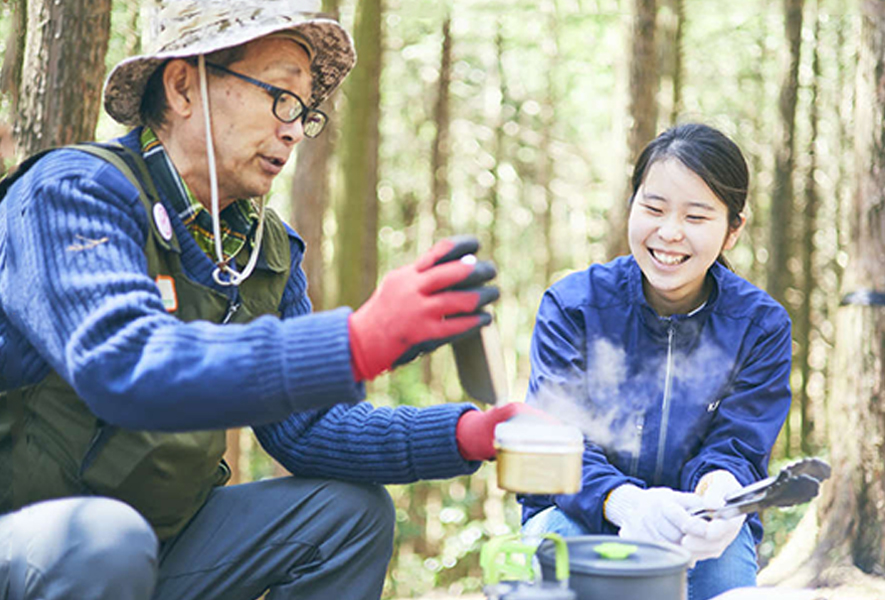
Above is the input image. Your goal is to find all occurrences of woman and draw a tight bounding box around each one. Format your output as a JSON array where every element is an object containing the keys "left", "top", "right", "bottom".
[{"left": 521, "top": 123, "right": 791, "bottom": 600}]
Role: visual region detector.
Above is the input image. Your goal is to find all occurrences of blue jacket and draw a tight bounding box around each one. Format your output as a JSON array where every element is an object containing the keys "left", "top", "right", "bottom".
[
  {"left": 0, "top": 129, "right": 480, "bottom": 485},
  {"left": 520, "top": 256, "right": 791, "bottom": 543}
]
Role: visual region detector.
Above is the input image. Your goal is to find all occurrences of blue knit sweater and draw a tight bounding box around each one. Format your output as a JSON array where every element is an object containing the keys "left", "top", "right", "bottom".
[{"left": 0, "top": 129, "right": 479, "bottom": 484}]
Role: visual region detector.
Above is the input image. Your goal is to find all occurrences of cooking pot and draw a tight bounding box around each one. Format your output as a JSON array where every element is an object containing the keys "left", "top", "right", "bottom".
[
  {"left": 536, "top": 535, "right": 690, "bottom": 600},
  {"left": 494, "top": 415, "right": 583, "bottom": 495}
]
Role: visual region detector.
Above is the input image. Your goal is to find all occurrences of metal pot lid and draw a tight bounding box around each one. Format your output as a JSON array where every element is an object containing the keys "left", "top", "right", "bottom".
[
  {"left": 536, "top": 535, "right": 690, "bottom": 577},
  {"left": 494, "top": 414, "right": 584, "bottom": 449}
]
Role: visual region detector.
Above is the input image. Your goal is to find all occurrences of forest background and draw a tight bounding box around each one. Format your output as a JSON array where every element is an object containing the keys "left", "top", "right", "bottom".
[{"left": 2, "top": 0, "right": 884, "bottom": 597}]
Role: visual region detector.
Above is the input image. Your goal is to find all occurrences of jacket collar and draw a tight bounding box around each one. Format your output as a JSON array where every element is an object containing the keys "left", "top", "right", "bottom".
[{"left": 626, "top": 255, "right": 722, "bottom": 338}]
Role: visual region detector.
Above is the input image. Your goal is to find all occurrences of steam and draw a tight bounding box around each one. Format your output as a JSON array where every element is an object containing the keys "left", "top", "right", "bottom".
[{"left": 530, "top": 335, "right": 736, "bottom": 454}]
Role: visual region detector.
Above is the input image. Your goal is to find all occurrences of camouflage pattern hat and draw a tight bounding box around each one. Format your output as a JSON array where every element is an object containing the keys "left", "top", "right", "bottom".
[{"left": 104, "top": 0, "right": 356, "bottom": 127}]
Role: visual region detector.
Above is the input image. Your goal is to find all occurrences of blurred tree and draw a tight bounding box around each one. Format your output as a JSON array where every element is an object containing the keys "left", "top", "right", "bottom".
[
  {"left": 796, "top": 0, "right": 820, "bottom": 456},
  {"left": 430, "top": 14, "right": 453, "bottom": 238},
  {"left": 540, "top": 2, "right": 560, "bottom": 283},
  {"left": 0, "top": 0, "right": 25, "bottom": 126},
  {"left": 813, "top": 0, "right": 885, "bottom": 576},
  {"left": 608, "top": 0, "right": 658, "bottom": 259},
  {"left": 291, "top": 0, "right": 341, "bottom": 311},
  {"left": 337, "top": 0, "right": 383, "bottom": 308},
  {"left": 16, "top": 0, "right": 111, "bottom": 155},
  {"left": 768, "top": 0, "right": 803, "bottom": 456},
  {"left": 659, "top": 0, "right": 684, "bottom": 126},
  {"left": 767, "top": 0, "right": 803, "bottom": 308},
  {"left": 765, "top": 0, "right": 885, "bottom": 586}
]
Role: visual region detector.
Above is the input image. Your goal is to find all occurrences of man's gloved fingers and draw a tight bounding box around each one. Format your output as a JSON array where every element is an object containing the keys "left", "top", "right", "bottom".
[
  {"left": 420, "top": 261, "right": 497, "bottom": 295},
  {"left": 425, "top": 289, "right": 498, "bottom": 318},
  {"left": 442, "top": 261, "right": 497, "bottom": 291},
  {"left": 429, "top": 313, "right": 489, "bottom": 340},
  {"left": 416, "top": 236, "right": 480, "bottom": 271}
]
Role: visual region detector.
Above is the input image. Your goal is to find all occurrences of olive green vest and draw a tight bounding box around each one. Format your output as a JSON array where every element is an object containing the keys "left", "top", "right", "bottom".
[{"left": 0, "top": 143, "right": 292, "bottom": 540}]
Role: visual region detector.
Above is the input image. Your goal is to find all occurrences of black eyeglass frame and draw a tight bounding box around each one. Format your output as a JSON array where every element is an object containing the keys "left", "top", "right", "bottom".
[{"left": 205, "top": 62, "right": 328, "bottom": 138}]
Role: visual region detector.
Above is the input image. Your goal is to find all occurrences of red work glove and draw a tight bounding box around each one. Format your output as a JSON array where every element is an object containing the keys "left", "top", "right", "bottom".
[
  {"left": 349, "top": 236, "right": 499, "bottom": 382},
  {"left": 455, "top": 403, "right": 556, "bottom": 462}
]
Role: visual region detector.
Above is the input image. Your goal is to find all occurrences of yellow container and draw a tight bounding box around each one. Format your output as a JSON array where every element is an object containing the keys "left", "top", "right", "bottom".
[{"left": 494, "top": 415, "right": 584, "bottom": 495}]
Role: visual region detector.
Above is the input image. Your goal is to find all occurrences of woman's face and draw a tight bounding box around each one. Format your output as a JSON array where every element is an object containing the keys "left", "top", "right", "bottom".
[{"left": 628, "top": 157, "right": 744, "bottom": 316}]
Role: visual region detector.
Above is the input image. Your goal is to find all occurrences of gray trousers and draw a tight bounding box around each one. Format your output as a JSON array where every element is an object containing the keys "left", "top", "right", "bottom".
[{"left": 0, "top": 477, "right": 395, "bottom": 600}]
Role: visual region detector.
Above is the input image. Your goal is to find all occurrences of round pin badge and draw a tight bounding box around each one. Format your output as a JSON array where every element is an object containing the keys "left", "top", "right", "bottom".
[{"left": 153, "top": 203, "right": 173, "bottom": 241}]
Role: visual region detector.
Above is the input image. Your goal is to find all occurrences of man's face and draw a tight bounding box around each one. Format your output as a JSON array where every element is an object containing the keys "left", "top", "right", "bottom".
[{"left": 205, "top": 36, "right": 313, "bottom": 203}]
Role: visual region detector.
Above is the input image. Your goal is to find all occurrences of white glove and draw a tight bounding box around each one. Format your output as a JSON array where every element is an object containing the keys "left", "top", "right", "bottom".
[
  {"left": 681, "top": 470, "right": 746, "bottom": 562},
  {"left": 604, "top": 484, "right": 705, "bottom": 546}
]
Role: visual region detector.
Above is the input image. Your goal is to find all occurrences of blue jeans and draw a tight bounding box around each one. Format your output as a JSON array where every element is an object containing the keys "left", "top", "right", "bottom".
[{"left": 523, "top": 506, "right": 757, "bottom": 600}]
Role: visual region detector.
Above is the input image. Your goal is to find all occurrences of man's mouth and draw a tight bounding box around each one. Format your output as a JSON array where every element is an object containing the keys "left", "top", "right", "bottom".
[
  {"left": 259, "top": 155, "right": 287, "bottom": 175},
  {"left": 649, "top": 248, "right": 690, "bottom": 266}
]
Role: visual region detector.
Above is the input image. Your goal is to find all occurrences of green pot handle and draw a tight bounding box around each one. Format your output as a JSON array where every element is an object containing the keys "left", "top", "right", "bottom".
[{"left": 480, "top": 532, "right": 570, "bottom": 585}]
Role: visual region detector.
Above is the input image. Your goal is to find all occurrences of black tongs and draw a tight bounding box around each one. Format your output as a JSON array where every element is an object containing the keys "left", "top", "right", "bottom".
[{"left": 692, "top": 457, "right": 831, "bottom": 521}]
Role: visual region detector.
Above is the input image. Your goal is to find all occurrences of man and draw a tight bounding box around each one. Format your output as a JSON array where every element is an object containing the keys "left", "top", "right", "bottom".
[{"left": 0, "top": 1, "right": 540, "bottom": 599}]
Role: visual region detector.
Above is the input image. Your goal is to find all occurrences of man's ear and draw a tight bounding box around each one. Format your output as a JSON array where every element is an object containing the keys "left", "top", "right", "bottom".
[
  {"left": 163, "top": 59, "right": 195, "bottom": 118},
  {"left": 722, "top": 213, "right": 747, "bottom": 251}
]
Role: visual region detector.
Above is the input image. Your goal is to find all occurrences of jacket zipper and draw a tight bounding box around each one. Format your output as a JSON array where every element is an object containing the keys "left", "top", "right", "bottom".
[
  {"left": 630, "top": 412, "right": 644, "bottom": 477},
  {"left": 654, "top": 321, "right": 675, "bottom": 485}
]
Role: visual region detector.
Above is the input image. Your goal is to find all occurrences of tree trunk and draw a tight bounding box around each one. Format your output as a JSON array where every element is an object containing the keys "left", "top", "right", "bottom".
[
  {"left": 608, "top": 0, "right": 658, "bottom": 260},
  {"left": 291, "top": 0, "right": 341, "bottom": 312},
  {"left": 659, "top": 0, "right": 684, "bottom": 126},
  {"left": 430, "top": 15, "right": 452, "bottom": 239},
  {"left": 16, "top": 0, "right": 111, "bottom": 156},
  {"left": 669, "top": 0, "right": 684, "bottom": 126},
  {"left": 797, "top": 3, "right": 820, "bottom": 456},
  {"left": 489, "top": 20, "right": 507, "bottom": 259},
  {"left": 541, "top": 4, "right": 560, "bottom": 283},
  {"left": 336, "top": 0, "right": 382, "bottom": 309},
  {"left": 766, "top": 0, "right": 803, "bottom": 308},
  {"left": 0, "top": 0, "right": 26, "bottom": 123},
  {"left": 768, "top": 0, "right": 803, "bottom": 457},
  {"left": 764, "top": 1, "right": 885, "bottom": 585}
]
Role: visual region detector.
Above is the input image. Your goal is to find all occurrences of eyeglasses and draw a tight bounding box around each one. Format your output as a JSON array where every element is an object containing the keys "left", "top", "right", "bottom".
[{"left": 205, "top": 62, "right": 328, "bottom": 138}]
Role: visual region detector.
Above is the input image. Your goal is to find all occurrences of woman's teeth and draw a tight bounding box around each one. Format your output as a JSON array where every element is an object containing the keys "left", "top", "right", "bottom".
[{"left": 651, "top": 249, "right": 688, "bottom": 265}]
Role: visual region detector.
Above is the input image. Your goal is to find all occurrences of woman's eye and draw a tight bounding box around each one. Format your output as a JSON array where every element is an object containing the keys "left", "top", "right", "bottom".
[
  {"left": 687, "top": 215, "right": 708, "bottom": 222},
  {"left": 643, "top": 204, "right": 663, "bottom": 215}
]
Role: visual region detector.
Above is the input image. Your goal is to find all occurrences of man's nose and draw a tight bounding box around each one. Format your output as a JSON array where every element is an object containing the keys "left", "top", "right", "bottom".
[{"left": 279, "top": 118, "right": 305, "bottom": 145}]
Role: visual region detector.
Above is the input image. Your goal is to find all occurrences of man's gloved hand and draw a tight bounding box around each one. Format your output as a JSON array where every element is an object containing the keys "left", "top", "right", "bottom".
[
  {"left": 349, "top": 236, "right": 498, "bottom": 382},
  {"left": 681, "top": 470, "right": 746, "bottom": 563},
  {"left": 604, "top": 485, "right": 705, "bottom": 546},
  {"left": 455, "top": 403, "right": 555, "bottom": 461}
]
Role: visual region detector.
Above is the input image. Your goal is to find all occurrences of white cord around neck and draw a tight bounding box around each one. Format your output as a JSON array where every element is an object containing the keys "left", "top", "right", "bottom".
[{"left": 198, "top": 55, "right": 266, "bottom": 288}]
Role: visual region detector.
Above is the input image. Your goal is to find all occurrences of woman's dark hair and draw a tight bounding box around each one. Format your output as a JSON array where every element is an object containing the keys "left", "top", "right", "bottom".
[
  {"left": 140, "top": 45, "right": 248, "bottom": 130},
  {"left": 630, "top": 123, "right": 748, "bottom": 232}
]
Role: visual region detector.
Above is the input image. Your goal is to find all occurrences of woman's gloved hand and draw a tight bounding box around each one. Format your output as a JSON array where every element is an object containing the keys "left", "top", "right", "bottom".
[
  {"left": 455, "top": 403, "right": 556, "bottom": 461},
  {"left": 604, "top": 485, "right": 705, "bottom": 545},
  {"left": 349, "top": 236, "right": 499, "bottom": 381},
  {"left": 681, "top": 470, "right": 746, "bottom": 562}
]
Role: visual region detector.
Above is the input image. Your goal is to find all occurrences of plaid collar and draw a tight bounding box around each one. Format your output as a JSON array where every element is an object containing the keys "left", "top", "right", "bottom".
[{"left": 140, "top": 127, "right": 258, "bottom": 263}]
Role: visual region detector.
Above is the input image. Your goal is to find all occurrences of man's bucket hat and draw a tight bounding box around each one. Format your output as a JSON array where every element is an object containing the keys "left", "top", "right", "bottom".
[{"left": 103, "top": 0, "right": 356, "bottom": 127}]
